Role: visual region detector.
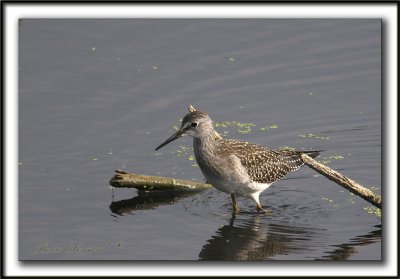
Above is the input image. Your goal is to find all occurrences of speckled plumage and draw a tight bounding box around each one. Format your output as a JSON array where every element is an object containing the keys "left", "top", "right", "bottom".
[
  {"left": 216, "top": 139, "right": 309, "bottom": 184},
  {"left": 155, "top": 109, "right": 320, "bottom": 212}
]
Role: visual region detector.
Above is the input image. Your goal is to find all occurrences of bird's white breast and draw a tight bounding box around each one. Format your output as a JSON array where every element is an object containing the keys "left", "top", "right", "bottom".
[{"left": 193, "top": 139, "right": 271, "bottom": 198}]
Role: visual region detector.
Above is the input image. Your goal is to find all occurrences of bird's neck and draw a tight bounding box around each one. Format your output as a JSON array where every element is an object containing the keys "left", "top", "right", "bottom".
[{"left": 193, "top": 130, "right": 218, "bottom": 157}]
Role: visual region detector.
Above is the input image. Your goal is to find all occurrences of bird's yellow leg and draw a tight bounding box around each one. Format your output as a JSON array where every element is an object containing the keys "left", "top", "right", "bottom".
[
  {"left": 231, "top": 194, "right": 240, "bottom": 213},
  {"left": 256, "top": 203, "right": 271, "bottom": 214}
]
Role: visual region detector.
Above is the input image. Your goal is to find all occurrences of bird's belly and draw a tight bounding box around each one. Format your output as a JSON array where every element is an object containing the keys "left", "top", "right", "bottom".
[
  {"left": 205, "top": 173, "right": 272, "bottom": 198},
  {"left": 194, "top": 145, "right": 271, "bottom": 197},
  {"left": 196, "top": 158, "right": 247, "bottom": 194}
]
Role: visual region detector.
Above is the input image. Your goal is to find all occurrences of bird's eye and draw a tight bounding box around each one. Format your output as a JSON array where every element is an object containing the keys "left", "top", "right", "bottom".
[{"left": 191, "top": 122, "right": 198, "bottom": 127}]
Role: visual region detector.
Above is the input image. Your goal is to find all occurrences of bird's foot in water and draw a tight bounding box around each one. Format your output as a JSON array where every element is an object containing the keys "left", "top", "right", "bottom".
[{"left": 256, "top": 203, "right": 272, "bottom": 214}]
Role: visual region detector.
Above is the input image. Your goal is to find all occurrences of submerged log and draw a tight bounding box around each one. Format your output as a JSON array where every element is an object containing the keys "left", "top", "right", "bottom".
[
  {"left": 301, "top": 154, "right": 381, "bottom": 209},
  {"left": 110, "top": 158, "right": 381, "bottom": 209},
  {"left": 110, "top": 170, "right": 213, "bottom": 191}
]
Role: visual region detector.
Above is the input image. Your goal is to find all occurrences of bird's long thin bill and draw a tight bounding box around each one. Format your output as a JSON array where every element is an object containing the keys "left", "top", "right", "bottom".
[{"left": 155, "top": 130, "right": 184, "bottom": 151}]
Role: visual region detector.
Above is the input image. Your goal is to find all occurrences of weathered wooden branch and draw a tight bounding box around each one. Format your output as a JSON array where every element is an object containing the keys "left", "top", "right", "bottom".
[
  {"left": 110, "top": 104, "right": 381, "bottom": 209},
  {"left": 110, "top": 170, "right": 213, "bottom": 191},
  {"left": 110, "top": 157, "right": 381, "bottom": 209},
  {"left": 301, "top": 154, "right": 381, "bottom": 209}
]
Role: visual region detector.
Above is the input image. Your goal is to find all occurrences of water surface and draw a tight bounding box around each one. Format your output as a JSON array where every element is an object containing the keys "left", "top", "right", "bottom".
[{"left": 19, "top": 19, "right": 381, "bottom": 260}]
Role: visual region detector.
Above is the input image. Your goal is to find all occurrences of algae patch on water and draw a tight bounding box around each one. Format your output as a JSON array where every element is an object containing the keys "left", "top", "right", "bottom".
[
  {"left": 259, "top": 124, "right": 279, "bottom": 131},
  {"left": 363, "top": 207, "right": 381, "bottom": 218},
  {"left": 317, "top": 154, "right": 345, "bottom": 164},
  {"left": 321, "top": 197, "right": 334, "bottom": 203},
  {"left": 214, "top": 121, "right": 275, "bottom": 135},
  {"left": 298, "top": 133, "right": 330, "bottom": 140},
  {"left": 277, "top": 146, "right": 296, "bottom": 152},
  {"left": 187, "top": 155, "right": 195, "bottom": 161},
  {"left": 175, "top": 145, "right": 191, "bottom": 157}
]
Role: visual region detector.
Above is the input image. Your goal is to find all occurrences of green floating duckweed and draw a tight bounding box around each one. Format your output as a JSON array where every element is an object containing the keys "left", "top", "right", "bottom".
[
  {"left": 363, "top": 207, "right": 381, "bottom": 218},
  {"left": 214, "top": 121, "right": 257, "bottom": 135},
  {"left": 317, "top": 154, "right": 345, "bottom": 164},
  {"left": 175, "top": 145, "right": 191, "bottom": 157},
  {"left": 259, "top": 124, "right": 279, "bottom": 131},
  {"left": 298, "top": 133, "right": 330, "bottom": 140},
  {"left": 277, "top": 146, "right": 296, "bottom": 152},
  {"left": 321, "top": 197, "right": 334, "bottom": 203}
]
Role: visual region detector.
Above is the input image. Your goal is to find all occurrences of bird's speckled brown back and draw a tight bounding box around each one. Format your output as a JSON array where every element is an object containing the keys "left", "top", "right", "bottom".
[{"left": 216, "top": 139, "right": 318, "bottom": 184}]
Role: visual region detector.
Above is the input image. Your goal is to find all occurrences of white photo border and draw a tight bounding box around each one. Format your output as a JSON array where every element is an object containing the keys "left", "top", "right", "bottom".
[{"left": 3, "top": 2, "right": 398, "bottom": 277}]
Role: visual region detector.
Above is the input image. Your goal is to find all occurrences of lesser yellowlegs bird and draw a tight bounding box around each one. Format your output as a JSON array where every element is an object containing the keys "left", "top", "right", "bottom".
[{"left": 155, "top": 107, "right": 320, "bottom": 213}]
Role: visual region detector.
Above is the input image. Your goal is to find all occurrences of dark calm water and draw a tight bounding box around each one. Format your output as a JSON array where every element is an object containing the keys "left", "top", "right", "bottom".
[{"left": 19, "top": 19, "right": 381, "bottom": 260}]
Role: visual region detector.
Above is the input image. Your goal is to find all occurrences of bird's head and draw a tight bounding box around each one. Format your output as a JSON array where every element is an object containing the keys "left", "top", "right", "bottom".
[{"left": 155, "top": 109, "right": 214, "bottom": 151}]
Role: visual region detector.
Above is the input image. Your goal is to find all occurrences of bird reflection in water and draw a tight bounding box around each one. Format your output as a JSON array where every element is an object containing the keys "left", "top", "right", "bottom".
[
  {"left": 198, "top": 213, "right": 319, "bottom": 260},
  {"left": 198, "top": 214, "right": 381, "bottom": 260},
  {"left": 109, "top": 191, "right": 381, "bottom": 260}
]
